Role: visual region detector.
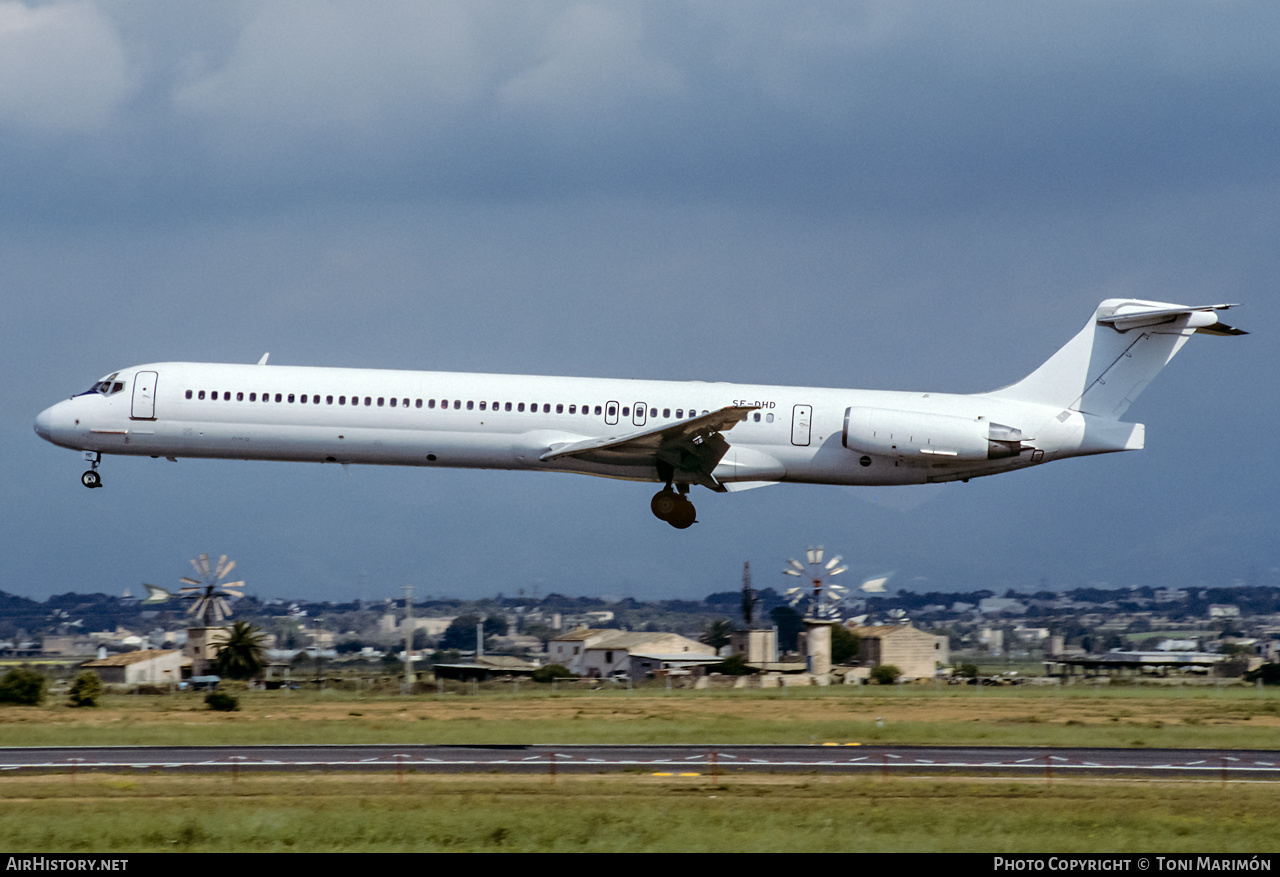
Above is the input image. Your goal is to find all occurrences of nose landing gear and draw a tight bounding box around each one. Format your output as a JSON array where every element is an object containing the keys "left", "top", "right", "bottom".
[
  {"left": 651, "top": 485, "right": 696, "bottom": 529},
  {"left": 81, "top": 452, "right": 102, "bottom": 489}
]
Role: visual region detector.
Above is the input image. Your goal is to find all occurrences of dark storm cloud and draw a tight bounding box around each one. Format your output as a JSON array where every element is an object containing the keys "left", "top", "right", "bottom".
[
  {"left": 3, "top": 2, "right": 1280, "bottom": 221},
  {"left": 4, "top": 2, "right": 1277, "bottom": 602}
]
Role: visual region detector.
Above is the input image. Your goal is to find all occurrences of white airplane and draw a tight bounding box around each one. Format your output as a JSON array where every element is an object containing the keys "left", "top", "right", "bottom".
[{"left": 34, "top": 299, "right": 1243, "bottom": 528}]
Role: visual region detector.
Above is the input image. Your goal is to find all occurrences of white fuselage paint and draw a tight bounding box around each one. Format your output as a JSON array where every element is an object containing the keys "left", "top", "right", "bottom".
[{"left": 33, "top": 360, "right": 1137, "bottom": 489}]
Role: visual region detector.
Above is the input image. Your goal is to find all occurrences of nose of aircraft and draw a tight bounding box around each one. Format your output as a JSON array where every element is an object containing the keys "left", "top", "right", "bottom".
[{"left": 34, "top": 405, "right": 55, "bottom": 442}]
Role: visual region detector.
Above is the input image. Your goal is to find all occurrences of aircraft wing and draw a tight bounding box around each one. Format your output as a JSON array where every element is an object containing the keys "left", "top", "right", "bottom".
[{"left": 540, "top": 405, "right": 760, "bottom": 491}]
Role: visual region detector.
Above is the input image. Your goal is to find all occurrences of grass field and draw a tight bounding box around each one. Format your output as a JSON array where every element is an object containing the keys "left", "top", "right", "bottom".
[
  {"left": 0, "top": 773, "right": 1276, "bottom": 853},
  {"left": 2, "top": 683, "right": 1278, "bottom": 748},
  {"left": 2, "top": 685, "right": 1277, "bottom": 852}
]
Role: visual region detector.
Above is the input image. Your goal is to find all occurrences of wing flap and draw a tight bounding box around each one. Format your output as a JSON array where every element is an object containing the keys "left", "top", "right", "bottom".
[{"left": 539, "top": 405, "right": 759, "bottom": 463}]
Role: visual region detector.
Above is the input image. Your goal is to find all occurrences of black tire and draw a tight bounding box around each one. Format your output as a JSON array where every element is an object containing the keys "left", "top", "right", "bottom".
[
  {"left": 81, "top": 470, "right": 101, "bottom": 489},
  {"left": 667, "top": 498, "right": 696, "bottom": 529},
  {"left": 651, "top": 489, "right": 679, "bottom": 520}
]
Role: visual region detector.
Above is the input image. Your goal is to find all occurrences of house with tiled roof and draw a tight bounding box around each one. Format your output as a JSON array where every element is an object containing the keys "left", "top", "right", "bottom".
[{"left": 81, "top": 649, "right": 185, "bottom": 685}]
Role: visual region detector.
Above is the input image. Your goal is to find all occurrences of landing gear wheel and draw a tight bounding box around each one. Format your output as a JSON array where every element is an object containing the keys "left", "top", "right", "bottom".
[
  {"left": 81, "top": 470, "right": 102, "bottom": 489},
  {"left": 651, "top": 489, "right": 680, "bottom": 520},
  {"left": 667, "top": 497, "right": 697, "bottom": 529}
]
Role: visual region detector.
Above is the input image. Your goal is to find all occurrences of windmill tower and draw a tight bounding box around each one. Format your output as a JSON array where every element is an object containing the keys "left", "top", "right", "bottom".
[{"left": 782, "top": 547, "right": 849, "bottom": 675}]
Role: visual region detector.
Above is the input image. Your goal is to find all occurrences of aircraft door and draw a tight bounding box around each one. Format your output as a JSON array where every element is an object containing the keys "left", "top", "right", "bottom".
[
  {"left": 633, "top": 402, "right": 647, "bottom": 427},
  {"left": 131, "top": 371, "right": 158, "bottom": 420},
  {"left": 791, "top": 404, "right": 812, "bottom": 446}
]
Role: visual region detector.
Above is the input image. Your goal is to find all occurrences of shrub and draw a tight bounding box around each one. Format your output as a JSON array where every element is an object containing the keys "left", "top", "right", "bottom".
[
  {"left": 0, "top": 667, "right": 46, "bottom": 705},
  {"left": 1244, "top": 663, "right": 1280, "bottom": 686},
  {"left": 205, "top": 691, "right": 240, "bottom": 711},
  {"left": 870, "top": 664, "right": 901, "bottom": 685},
  {"left": 67, "top": 671, "right": 103, "bottom": 707},
  {"left": 531, "top": 664, "right": 575, "bottom": 683},
  {"left": 713, "top": 655, "right": 753, "bottom": 676}
]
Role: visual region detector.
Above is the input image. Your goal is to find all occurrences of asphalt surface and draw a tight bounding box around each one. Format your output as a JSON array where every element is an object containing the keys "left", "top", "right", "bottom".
[{"left": 1, "top": 744, "right": 1277, "bottom": 779}]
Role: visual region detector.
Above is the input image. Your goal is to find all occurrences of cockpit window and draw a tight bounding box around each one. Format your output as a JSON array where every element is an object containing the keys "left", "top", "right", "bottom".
[{"left": 77, "top": 374, "right": 125, "bottom": 397}]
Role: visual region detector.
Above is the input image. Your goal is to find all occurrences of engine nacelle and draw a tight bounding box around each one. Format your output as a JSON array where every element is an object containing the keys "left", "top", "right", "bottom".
[{"left": 843, "top": 407, "right": 1026, "bottom": 461}]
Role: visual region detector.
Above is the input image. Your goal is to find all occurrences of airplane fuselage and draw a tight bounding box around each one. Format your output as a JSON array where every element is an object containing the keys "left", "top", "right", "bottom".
[
  {"left": 34, "top": 361, "right": 1115, "bottom": 485},
  {"left": 33, "top": 299, "right": 1241, "bottom": 526}
]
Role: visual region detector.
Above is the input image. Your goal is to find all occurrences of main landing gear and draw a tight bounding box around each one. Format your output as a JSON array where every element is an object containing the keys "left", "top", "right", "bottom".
[
  {"left": 81, "top": 452, "right": 102, "bottom": 489},
  {"left": 651, "top": 485, "right": 696, "bottom": 529}
]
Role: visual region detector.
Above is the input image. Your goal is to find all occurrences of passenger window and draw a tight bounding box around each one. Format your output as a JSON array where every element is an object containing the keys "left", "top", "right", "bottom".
[
  {"left": 454, "top": 400, "right": 461, "bottom": 410},
  {"left": 185, "top": 390, "right": 193, "bottom": 400},
  {"left": 596, "top": 406, "right": 603, "bottom": 415},
  {"left": 275, "top": 393, "right": 283, "bottom": 402},
  {"left": 402, "top": 398, "right": 409, "bottom": 408},
  {"left": 198, "top": 391, "right": 205, "bottom": 400},
  {"left": 466, "top": 401, "right": 474, "bottom": 410},
  {"left": 753, "top": 413, "right": 761, "bottom": 422},
  {"left": 429, "top": 399, "right": 436, "bottom": 408},
  {"left": 766, "top": 413, "right": 774, "bottom": 423},
  {"left": 416, "top": 399, "right": 422, "bottom": 408},
  {"left": 518, "top": 403, "right": 525, "bottom": 412},
  {"left": 390, "top": 398, "right": 397, "bottom": 407},
  {"left": 568, "top": 405, "right": 576, "bottom": 414},
  {"left": 377, "top": 398, "right": 384, "bottom": 407},
  {"left": 505, "top": 402, "right": 512, "bottom": 412},
  {"left": 675, "top": 409, "right": 682, "bottom": 418},
  {"left": 622, "top": 407, "right": 630, "bottom": 417},
  {"left": 364, "top": 397, "right": 371, "bottom": 406},
  {"left": 479, "top": 401, "right": 486, "bottom": 411},
  {"left": 250, "top": 393, "right": 257, "bottom": 402},
  {"left": 326, "top": 395, "right": 333, "bottom": 404},
  {"left": 339, "top": 396, "right": 346, "bottom": 405},
  {"left": 556, "top": 404, "right": 563, "bottom": 413},
  {"left": 663, "top": 408, "right": 670, "bottom": 418}
]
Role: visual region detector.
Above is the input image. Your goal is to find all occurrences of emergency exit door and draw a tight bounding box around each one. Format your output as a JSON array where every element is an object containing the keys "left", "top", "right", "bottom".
[
  {"left": 791, "top": 404, "right": 812, "bottom": 446},
  {"left": 131, "top": 371, "right": 157, "bottom": 420}
]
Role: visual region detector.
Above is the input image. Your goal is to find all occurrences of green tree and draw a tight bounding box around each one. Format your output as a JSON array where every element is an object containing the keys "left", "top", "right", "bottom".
[
  {"left": 212, "top": 621, "right": 268, "bottom": 680},
  {"left": 0, "top": 667, "right": 46, "bottom": 705},
  {"left": 67, "top": 671, "right": 103, "bottom": 707},
  {"left": 830, "top": 625, "right": 861, "bottom": 664}
]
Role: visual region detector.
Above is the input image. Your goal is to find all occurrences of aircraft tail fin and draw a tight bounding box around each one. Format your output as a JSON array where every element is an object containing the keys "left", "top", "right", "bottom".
[{"left": 986, "top": 299, "right": 1244, "bottom": 418}]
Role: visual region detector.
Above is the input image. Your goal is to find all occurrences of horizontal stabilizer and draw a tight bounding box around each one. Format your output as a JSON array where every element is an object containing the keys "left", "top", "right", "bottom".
[{"left": 1097, "top": 302, "right": 1246, "bottom": 336}]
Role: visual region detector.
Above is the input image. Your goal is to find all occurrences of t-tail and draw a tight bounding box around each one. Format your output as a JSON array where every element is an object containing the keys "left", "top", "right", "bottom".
[{"left": 987, "top": 299, "right": 1245, "bottom": 419}]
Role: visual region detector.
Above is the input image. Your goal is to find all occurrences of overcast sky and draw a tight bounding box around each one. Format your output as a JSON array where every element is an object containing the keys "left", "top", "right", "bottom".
[{"left": 5, "top": 1, "right": 1277, "bottom": 605}]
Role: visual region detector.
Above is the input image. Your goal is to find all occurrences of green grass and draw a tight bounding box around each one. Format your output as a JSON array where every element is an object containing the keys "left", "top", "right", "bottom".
[
  {"left": 2, "top": 685, "right": 1278, "bottom": 749},
  {"left": 0, "top": 774, "right": 1275, "bottom": 852}
]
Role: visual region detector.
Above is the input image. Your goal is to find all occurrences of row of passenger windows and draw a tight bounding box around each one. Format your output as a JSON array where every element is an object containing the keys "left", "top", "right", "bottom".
[{"left": 179, "top": 389, "right": 774, "bottom": 422}]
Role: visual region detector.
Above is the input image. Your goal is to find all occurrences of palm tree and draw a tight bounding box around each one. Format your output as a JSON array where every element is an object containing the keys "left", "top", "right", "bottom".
[
  {"left": 700, "top": 619, "right": 735, "bottom": 655},
  {"left": 212, "top": 621, "right": 268, "bottom": 680}
]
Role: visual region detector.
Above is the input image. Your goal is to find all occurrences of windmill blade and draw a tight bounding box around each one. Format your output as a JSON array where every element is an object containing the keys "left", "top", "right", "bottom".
[
  {"left": 807, "top": 548, "right": 823, "bottom": 565},
  {"left": 221, "top": 581, "right": 245, "bottom": 591},
  {"left": 180, "top": 576, "right": 202, "bottom": 586},
  {"left": 787, "top": 559, "right": 804, "bottom": 572},
  {"left": 782, "top": 569, "right": 802, "bottom": 577},
  {"left": 215, "top": 556, "right": 236, "bottom": 580},
  {"left": 193, "top": 554, "right": 211, "bottom": 577},
  {"left": 221, "top": 588, "right": 244, "bottom": 599},
  {"left": 824, "top": 555, "right": 843, "bottom": 570},
  {"left": 861, "top": 576, "right": 889, "bottom": 593},
  {"left": 828, "top": 565, "right": 848, "bottom": 576},
  {"left": 141, "top": 583, "right": 173, "bottom": 605}
]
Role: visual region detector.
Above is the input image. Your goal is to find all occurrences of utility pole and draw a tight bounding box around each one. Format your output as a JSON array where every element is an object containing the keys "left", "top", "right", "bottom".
[{"left": 402, "top": 585, "right": 414, "bottom": 694}]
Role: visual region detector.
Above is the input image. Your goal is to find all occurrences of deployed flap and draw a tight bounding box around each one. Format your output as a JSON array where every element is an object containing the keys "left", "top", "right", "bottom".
[
  {"left": 541, "top": 405, "right": 758, "bottom": 462},
  {"left": 540, "top": 405, "right": 760, "bottom": 490}
]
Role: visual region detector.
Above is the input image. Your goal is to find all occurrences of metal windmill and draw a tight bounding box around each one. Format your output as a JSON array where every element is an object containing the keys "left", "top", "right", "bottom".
[
  {"left": 140, "top": 554, "right": 245, "bottom": 626},
  {"left": 782, "top": 547, "right": 849, "bottom": 621},
  {"left": 178, "top": 554, "right": 244, "bottom": 626}
]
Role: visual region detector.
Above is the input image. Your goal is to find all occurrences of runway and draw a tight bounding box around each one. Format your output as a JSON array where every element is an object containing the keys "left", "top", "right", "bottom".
[{"left": 2, "top": 744, "right": 1278, "bottom": 779}]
